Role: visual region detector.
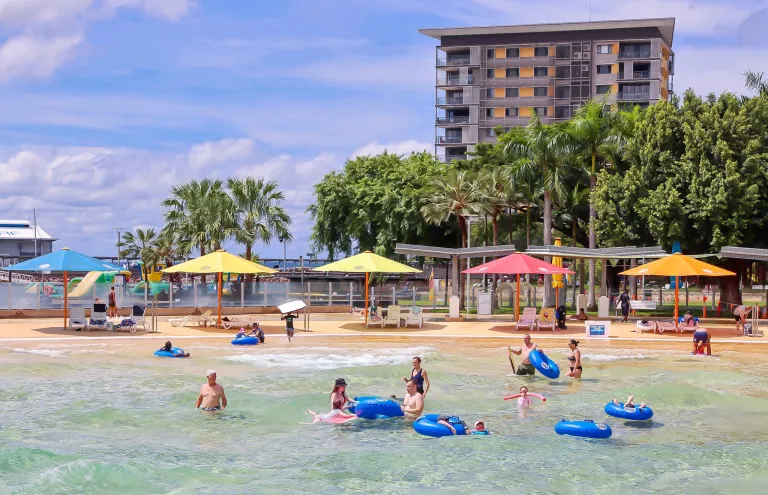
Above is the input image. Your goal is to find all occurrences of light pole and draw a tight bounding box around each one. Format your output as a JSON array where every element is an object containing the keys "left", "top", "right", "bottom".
[
  {"left": 464, "top": 214, "right": 480, "bottom": 314},
  {"left": 115, "top": 227, "right": 126, "bottom": 266}
]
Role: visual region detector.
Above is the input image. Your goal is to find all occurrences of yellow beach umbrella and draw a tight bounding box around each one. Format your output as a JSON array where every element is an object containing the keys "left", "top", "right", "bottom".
[
  {"left": 313, "top": 251, "right": 421, "bottom": 326},
  {"left": 163, "top": 250, "right": 276, "bottom": 326},
  {"left": 619, "top": 253, "right": 735, "bottom": 320},
  {"left": 551, "top": 238, "right": 565, "bottom": 310}
]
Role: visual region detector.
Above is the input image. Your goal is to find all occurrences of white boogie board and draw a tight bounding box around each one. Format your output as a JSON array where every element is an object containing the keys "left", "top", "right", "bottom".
[{"left": 277, "top": 300, "right": 306, "bottom": 315}]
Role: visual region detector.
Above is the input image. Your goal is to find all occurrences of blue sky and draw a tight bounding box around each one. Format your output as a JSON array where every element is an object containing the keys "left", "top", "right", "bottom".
[{"left": 1, "top": 0, "right": 767, "bottom": 260}]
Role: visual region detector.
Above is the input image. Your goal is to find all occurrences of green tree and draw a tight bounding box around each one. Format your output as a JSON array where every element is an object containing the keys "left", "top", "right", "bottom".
[
  {"left": 745, "top": 70, "right": 768, "bottom": 96},
  {"left": 119, "top": 228, "right": 159, "bottom": 300}
]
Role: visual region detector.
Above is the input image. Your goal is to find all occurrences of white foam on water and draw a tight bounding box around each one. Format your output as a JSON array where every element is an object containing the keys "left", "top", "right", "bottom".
[
  {"left": 223, "top": 346, "right": 434, "bottom": 370},
  {"left": 582, "top": 348, "right": 687, "bottom": 362},
  {"left": 5, "top": 347, "right": 67, "bottom": 357}
]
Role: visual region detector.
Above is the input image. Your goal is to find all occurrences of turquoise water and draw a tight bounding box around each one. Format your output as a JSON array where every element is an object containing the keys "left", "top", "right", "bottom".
[{"left": 2, "top": 340, "right": 768, "bottom": 494}]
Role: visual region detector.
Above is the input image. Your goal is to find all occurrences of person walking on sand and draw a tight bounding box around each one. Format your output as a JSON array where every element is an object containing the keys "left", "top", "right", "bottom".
[
  {"left": 108, "top": 286, "right": 118, "bottom": 318},
  {"left": 400, "top": 380, "right": 424, "bottom": 419},
  {"left": 402, "top": 356, "right": 430, "bottom": 397},
  {"left": 619, "top": 288, "right": 631, "bottom": 323},
  {"left": 282, "top": 312, "right": 297, "bottom": 342},
  {"left": 510, "top": 334, "right": 539, "bottom": 376},
  {"left": 196, "top": 370, "right": 227, "bottom": 412}
]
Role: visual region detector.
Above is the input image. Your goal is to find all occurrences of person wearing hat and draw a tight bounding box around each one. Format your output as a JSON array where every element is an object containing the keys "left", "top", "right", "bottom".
[
  {"left": 566, "top": 339, "right": 582, "bottom": 378},
  {"left": 307, "top": 378, "right": 356, "bottom": 422},
  {"left": 196, "top": 369, "right": 227, "bottom": 412}
]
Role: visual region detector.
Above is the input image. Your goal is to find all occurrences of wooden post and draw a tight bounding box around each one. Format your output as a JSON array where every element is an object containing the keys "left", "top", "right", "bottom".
[
  {"left": 515, "top": 274, "right": 520, "bottom": 321},
  {"left": 63, "top": 270, "right": 68, "bottom": 329},
  {"left": 364, "top": 272, "right": 370, "bottom": 326},
  {"left": 217, "top": 272, "right": 222, "bottom": 327}
]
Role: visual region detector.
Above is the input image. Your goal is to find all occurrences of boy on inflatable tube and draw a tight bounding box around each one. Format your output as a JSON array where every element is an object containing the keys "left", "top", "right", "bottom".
[{"left": 510, "top": 334, "right": 539, "bottom": 375}]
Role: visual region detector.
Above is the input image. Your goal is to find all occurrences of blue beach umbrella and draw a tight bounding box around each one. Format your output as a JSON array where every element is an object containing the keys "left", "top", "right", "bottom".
[{"left": 4, "top": 248, "right": 124, "bottom": 328}]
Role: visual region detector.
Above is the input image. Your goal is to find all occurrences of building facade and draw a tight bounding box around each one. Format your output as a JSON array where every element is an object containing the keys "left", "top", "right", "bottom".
[
  {"left": 0, "top": 220, "right": 56, "bottom": 267},
  {"left": 420, "top": 18, "right": 675, "bottom": 162}
]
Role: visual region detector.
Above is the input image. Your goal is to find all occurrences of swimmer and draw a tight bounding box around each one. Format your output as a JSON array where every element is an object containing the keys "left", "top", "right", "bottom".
[
  {"left": 510, "top": 334, "right": 539, "bottom": 375},
  {"left": 158, "top": 341, "right": 190, "bottom": 357},
  {"left": 613, "top": 394, "right": 645, "bottom": 411},
  {"left": 196, "top": 369, "right": 226, "bottom": 411},
  {"left": 517, "top": 386, "right": 532, "bottom": 407},
  {"left": 306, "top": 378, "right": 356, "bottom": 422},
  {"left": 248, "top": 323, "right": 265, "bottom": 342},
  {"left": 566, "top": 339, "right": 582, "bottom": 378},
  {"left": 471, "top": 420, "right": 488, "bottom": 434},
  {"left": 400, "top": 379, "right": 424, "bottom": 419},
  {"left": 402, "top": 356, "right": 430, "bottom": 397},
  {"left": 435, "top": 417, "right": 489, "bottom": 435}
]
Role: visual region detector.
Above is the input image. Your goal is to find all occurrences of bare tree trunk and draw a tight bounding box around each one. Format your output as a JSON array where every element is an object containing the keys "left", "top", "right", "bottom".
[
  {"left": 542, "top": 190, "right": 553, "bottom": 307},
  {"left": 245, "top": 243, "right": 254, "bottom": 283},
  {"left": 492, "top": 213, "right": 499, "bottom": 309},
  {"left": 588, "top": 152, "right": 597, "bottom": 309}
]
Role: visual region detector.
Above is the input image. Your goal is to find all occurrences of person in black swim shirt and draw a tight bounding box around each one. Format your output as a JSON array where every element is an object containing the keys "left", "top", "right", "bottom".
[
  {"left": 402, "top": 356, "right": 430, "bottom": 397},
  {"left": 281, "top": 312, "right": 297, "bottom": 342}
]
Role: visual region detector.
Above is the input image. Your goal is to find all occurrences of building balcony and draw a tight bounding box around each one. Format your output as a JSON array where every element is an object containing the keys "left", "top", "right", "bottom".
[
  {"left": 436, "top": 96, "right": 476, "bottom": 106},
  {"left": 436, "top": 75, "right": 475, "bottom": 86},
  {"left": 437, "top": 155, "right": 467, "bottom": 163},
  {"left": 436, "top": 136, "right": 464, "bottom": 144},
  {"left": 436, "top": 115, "right": 471, "bottom": 125},
  {"left": 617, "top": 92, "right": 652, "bottom": 101},
  {"left": 618, "top": 71, "right": 659, "bottom": 80},
  {"left": 618, "top": 50, "right": 652, "bottom": 59},
  {"left": 437, "top": 57, "right": 471, "bottom": 67}
]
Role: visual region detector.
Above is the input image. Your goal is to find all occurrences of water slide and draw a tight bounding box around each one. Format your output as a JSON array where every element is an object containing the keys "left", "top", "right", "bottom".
[{"left": 68, "top": 271, "right": 102, "bottom": 298}]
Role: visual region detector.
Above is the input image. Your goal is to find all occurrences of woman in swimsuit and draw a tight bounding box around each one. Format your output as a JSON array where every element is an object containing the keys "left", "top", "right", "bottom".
[
  {"left": 566, "top": 339, "right": 582, "bottom": 379},
  {"left": 306, "top": 378, "right": 356, "bottom": 422},
  {"left": 402, "top": 356, "right": 429, "bottom": 397}
]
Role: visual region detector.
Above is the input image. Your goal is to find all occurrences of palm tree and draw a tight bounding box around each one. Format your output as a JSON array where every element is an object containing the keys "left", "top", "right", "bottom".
[
  {"left": 745, "top": 70, "right": 768, "bottom": 95},
  {"left": 509, "top": 166, "right": 543, "bottom": 249},
  {"left": 554, "top": 184, "right": 590, "bottom": 248},
  {"left": 502, "top": 115, "right": 573, "bottom": 306},
  {"left": 421, "top": 169, "right": 483, "bottom": 308},
  {"left": 477, "top": 167, "right": 513, "bottom": 247},
  {"left": 152, "top": 230, "right": 179, "bottom": 283},
  {"left": 569, "top": 98, "right": 621, "bottom": 308},
  {"left": 119, "top": 228, "right": 159, "bottom": 300},
  {"left": 227, "top": 176, "right": 292, "bottom": 281}
]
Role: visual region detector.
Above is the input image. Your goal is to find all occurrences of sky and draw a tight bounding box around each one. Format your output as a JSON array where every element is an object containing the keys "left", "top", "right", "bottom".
[{"left": 1, "top": 0, "right": 767, "bottom": 260}]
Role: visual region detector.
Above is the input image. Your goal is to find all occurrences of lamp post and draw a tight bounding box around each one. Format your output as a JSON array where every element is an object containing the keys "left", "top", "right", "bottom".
[
  {"left": 464, "top": 214, "right": 480, "bottom": 314},
  {"left": 115, "top": 227, "right": 126, "bottom": 266}
]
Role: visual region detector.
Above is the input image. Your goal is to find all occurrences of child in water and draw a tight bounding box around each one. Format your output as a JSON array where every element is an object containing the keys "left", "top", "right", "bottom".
[
  {"left": 435, "top": 417, "right": 490, "bottom": 435},
  {"left": 613, "top": 394, "right": 646, "bottom": 410},
  {"left": 517, "top": 386, "right": 532, "bottom": 407}
]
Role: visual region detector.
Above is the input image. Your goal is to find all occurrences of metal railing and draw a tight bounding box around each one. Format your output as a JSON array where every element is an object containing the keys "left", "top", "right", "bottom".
[
  {"left": 619, "top": 50, "right": 652, "bottom": 59},
  {"left": 436, "top": 96, "right": 468, "bottom": 105},
  {"left": 436, "top": 76, "right": 474, "bottom": 85},
  {"left": 436, "top": 115, "right": 470, "bottom": 124},
  {"left": 618, "top": 71, "right": 658, "bottom": 80},
  {"left": 436, "top": 136, "right": 463, "bottom": 144},
  {"left": 617, "top": 92, "right": 651, "bottom": 101},
  {"left": 437, "top": 57, "right": 471, "bottom": 67},
  {"left": 438, "top": 155, "right": 466, "bottom": 163}
]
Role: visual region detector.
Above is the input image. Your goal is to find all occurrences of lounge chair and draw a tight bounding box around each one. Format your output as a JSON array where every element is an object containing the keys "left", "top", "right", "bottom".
[
  {"left": 222, "top": 315, "right": 259, "bottom": 330},
  {"left": 169, "top": 310, "right": 213, "bottom": 327},
  {"left": 516, "top": 307, "right": 538, "bottom": 331},
  {"left": 677, "top": 316, "right": 699, "bottom": 333},
  {"left": 380, "top": 305, "right": 402, "bottom": 328},
  {"left": 405, "top": 306, "right": 424, "bottom": 328},
  {"left": 89, "top": 303, "right": 108, "bottom": 330},
  {"left": 656, "top": 320, "right": 678, "bottom": 334},
  {"left": 69, "top": 306, "right": 88, "bottom": 331},
  {"left": 537, "top": 307, "right": 556, "bottom": 331},
  {"left": 636, "top": 320, "right": 655, "bottom": 333}
]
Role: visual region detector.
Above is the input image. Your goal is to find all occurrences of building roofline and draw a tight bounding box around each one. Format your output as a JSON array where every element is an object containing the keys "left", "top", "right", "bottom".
[{"left": 419, "top": 17, "right": 675, "bottom": 46}]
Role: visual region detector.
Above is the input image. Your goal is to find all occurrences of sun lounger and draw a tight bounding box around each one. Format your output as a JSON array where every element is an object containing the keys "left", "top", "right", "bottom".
[
  {"left": 221, "top": 315, "right": 259, "bottom": 330},
  {"left": 537, "top": 307, "right": 556, "bottom": 331},
  {"left": 89, "top": 303, "right": 109, "bottom": 330},
  {"left": 656, "top": 320, "right": 678, "bottom": 334},
  {"left": 405, "top": 306, "right": 424, "bottom": 328},
  {"left": 677, "top": 316, "right": 699, "bottom": 333},
  {"left": 380, "top": 305, "right": 402, "bottom": 328},
  {"left": 636, "top": 320, "right": 655, "bottom": 333},
  {"left": 69, "top": 306, "right": 88, "bottom": 331},
  {"left": 169, "top": 310, "right": 213, "bottom": 327},
  {"left": 516, "top": 307, "right": 538, "bottom": 331}
]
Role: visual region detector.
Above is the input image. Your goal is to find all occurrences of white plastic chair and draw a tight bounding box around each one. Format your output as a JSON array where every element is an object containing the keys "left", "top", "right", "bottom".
[
  {"left": 405, "top": 306, "right": 424, "bottom": 328},
  {"left": 69, "top": 306, "right": 88, "bottom": 331},
  {"left": 89, "top": 303, "right": 108, "bottom": 330},
  {"left": 381, "top": 305, "right": 402, "bottom": 328}
]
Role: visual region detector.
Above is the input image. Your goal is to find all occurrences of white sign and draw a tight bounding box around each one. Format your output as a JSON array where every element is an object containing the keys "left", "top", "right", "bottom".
[
  {"left": 477, "top": 292, "right": 492, "bottom": 315},
  {"left": 585, "top": 320, "right": 611, "bottom": 337}
]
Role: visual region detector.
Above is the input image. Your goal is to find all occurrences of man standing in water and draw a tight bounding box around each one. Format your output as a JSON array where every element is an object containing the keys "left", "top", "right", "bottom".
[
  {"left": 400, "top": 379, "right": 424, "bottom": 418},
  {"left": 510, "top": 334, "right": 539, "bottom": 376},
  {"left": 196, "top": 370, "right": 227, "bottom": 412}
]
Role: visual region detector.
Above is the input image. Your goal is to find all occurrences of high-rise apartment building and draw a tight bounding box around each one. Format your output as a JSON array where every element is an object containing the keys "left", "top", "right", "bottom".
[{"left": 419, "top": 18, "right": 675, "bottom": 162}]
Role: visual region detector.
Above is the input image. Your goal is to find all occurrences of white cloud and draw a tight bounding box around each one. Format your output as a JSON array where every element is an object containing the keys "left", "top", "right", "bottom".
[
  {"left": 0, "top": 0, "right": 93, "bottom": 27},
  {"left": 0, "top": 34, "right": 83, "bottom": 83},
  {"left": 187, "top": 138, "right": 255, "bottom": 170},
  {"left": 104, "top": 0, "right": 195, "bottom": 21},
  {"left": 673, "top": 45, "right": 768, "bottom": 96},
  {"left": 351, "top": 140, "right": 432, "bottom": 158}
]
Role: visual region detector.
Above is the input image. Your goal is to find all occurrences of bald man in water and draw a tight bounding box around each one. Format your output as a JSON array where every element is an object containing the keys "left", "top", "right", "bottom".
[
  {"left": 400, "top": 379, "right": 424, "bottom": 419},
  {"left": 196, "top": 369, "right": 227, "bottom": 412}
]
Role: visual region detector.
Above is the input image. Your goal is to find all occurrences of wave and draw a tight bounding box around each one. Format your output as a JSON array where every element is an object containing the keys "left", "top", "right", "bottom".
[
  {"left": 4, "top": 347, "right": 67, "bottom": 357},
  {"left": 222, "top": 346, "right": 434, "bottom": 370}
]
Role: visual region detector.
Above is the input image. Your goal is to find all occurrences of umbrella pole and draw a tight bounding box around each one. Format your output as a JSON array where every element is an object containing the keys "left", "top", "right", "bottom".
[
  {"left": 63, "top": 270, "right": 68, "bottom": 329},
  {"left": 674, "top": 282, "right": 679, "bottom": 322},
  {"left": 364, "top": 272, "right": 369, "bottom": 327},
  {"left": 515, "top": 274, "right": 520, "bottom": 321},
  {"left": 217, "top": 272, "right": 222, "bottom": 327}
]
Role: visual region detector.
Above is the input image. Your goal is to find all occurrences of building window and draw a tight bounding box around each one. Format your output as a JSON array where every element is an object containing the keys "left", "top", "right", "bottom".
[
  {"left": 506, "top": 48, "right": 519, "bottom": 58},
  {"left": 555, "top": 66, "right": 570, "bottom": 79},
  {"left": 534, "top": 107, "right": 548, "bottom": 116},
  {"left": 534, "top": 87, "right": 548, "bottom": 97},
  {"left": 506, "top": 108, "right": 518, "bottom": 117},
  {"left": 534, "top": 67, "right": 548, "bottom": 77},
  {"left": 596, "top": 85, "right": 612, "bottom": 95},
  {"left": 597, "top": 64, "right": 612, "bottom": 74},
  {"left": 487, "top": 48, "right": 495, "bottom": 59},
  {"left": 486, "top": 108, "right": 495, "bottom": 118},
  {"left": 487, "top": 69, "right": 495, "bottom": 79},
  {"left": 506, "top": 68, "right": 519, "bottom": 78},
  {"left": 534, "top": 47, "right": 549, "bottom": 57},
  {"left": 486, "top": 128, "right": 496, "bottom": 137},
  {"left": 486, "top": 88, "right": 494, "bottom": 98},
  {"left": 505, "top": 87, "right": 519, "bottom": 97},
  {"left": 597, "top": 44, "right": 612, "bottom": 54}
]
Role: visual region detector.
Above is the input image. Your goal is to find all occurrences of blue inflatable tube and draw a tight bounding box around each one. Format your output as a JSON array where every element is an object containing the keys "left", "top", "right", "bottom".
[
  {"left": 348, "top": 397, "right": 404, "bottom": 419},
  {"left": 604, "top": 402, "right": 654, "bottom": 421},
  {"left": 555, "top": 420, "right": 612, "bottom": 439},
  {"left": 231, "top": 336, "right": 260, "bottom": 345},
  {"left": 413, "top": 414, "right": 467, "bottom": 438},
  {"left": 528, "top": 350, "right": 560, "bottom": 379},
  {"left": 154, "top": 347, "right": 187, "bottom": 358}
]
